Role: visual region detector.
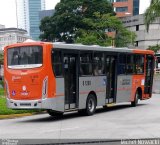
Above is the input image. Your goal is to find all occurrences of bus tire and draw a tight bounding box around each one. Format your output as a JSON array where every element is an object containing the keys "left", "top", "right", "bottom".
[
  {"left": 131, "top": 90, "right": 139, "bottom": 107},
  {"left": 85, "top": 94, "right": 97, "bottom": 116},
  {"left": 47, "top": 110, "right": 63, "bottom": 117}
]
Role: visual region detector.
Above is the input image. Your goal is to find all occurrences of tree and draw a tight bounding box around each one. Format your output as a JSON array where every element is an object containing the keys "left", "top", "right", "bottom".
[
  {"left": 40, "top": 0, "right": 135, "bottom": 47},
  {"left": 147, "top": 44, "right": 160, "bottom": 53},
  {"left": 0, "top": 53, "right": 3, "bottom": 65},
  {"left": 40, "top": 0, "right": 115, "bottom": 42},
  {"left": 76, "top": 12, "right": 136, "bottom": 47},
  {"left": 144, "top": 0, "right": 160, "bottom": 32}
]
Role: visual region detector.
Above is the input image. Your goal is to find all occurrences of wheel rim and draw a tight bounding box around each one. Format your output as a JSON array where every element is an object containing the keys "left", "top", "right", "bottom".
[{"left": 88, "top": 98, "right": 95, "bottom": 112}]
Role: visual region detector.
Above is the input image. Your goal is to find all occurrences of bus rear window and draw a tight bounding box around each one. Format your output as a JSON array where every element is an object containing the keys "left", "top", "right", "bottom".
[{"left": 7, "top": 46, "right": 42, "bottom": 69}]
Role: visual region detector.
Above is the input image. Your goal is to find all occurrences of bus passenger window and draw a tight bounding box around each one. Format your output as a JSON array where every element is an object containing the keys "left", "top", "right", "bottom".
[
  {"left": 118, "top": 54, "right": 126, "bottom": 74},
  {"left": 51, "top": 50, "right": 62, "bottom": 77},
  {"left": 126, "top": 55, "right": 134, "bottom": 74},
  {"left": 135, "top": 55, "right": 144, "bottom": 74},
  {"left": 80, "top": 53, "right": 92, "bottom": 76},
  {"left": 93, "top": 53, "right": 105, "bottom": 75}
]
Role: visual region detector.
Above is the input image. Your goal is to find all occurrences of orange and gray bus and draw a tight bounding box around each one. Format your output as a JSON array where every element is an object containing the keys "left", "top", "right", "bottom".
[{"left": 4, "top": 42, "right": 155, "bottom": 116}]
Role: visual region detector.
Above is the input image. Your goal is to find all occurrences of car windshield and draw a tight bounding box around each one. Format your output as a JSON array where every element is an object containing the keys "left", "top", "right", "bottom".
[{"left": 7, "top": 46, "right": 43, "bottom": 69}]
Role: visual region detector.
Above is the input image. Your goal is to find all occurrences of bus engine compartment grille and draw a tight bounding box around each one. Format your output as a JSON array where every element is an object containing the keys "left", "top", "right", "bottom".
[{"left": 20, "top": 103, "right": 31, "bottom": 106}]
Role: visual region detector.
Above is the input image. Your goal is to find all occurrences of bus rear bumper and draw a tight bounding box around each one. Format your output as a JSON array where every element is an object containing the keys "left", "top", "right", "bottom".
[{"left": 6, "top": 97, "right": 64, "bottom": 112}]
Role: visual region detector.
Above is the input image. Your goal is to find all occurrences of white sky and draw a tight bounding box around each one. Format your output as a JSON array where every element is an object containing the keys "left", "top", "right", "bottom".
[{"left": 0, "top": 0, "right": 150, "bottom": 28}]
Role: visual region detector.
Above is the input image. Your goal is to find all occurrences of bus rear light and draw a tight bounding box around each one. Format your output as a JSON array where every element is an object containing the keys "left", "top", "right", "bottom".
[
  {"left": 5, "top": 80, "right": 10, "bottom": 99},
  {"left": 42, "top": 76, "right": 48, "bottom": 99}
]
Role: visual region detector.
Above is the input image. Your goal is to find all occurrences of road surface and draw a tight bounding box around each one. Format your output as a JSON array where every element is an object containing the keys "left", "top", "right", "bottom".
[{"left": 0, "top": 94, "right": 160, "bottom": 144}]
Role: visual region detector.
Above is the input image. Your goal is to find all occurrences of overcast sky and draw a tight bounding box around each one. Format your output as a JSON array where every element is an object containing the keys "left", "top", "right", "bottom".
[{"left": 0, "top": 0, "right": 150, "bottom": 28}]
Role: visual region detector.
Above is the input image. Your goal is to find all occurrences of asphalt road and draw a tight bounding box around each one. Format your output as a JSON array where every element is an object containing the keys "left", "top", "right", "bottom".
[{"left": 0, "top": 94, "right": 160, "bottom": 144}]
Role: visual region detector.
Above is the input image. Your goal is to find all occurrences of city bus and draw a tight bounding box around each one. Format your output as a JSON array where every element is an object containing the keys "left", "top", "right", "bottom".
[{"left": 4, "top": 42, "right": 155, "bottom": 116}]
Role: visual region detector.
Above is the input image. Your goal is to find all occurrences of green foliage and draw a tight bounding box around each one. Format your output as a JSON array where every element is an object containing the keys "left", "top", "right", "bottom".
[
  {"left": 40, "top": 0, "right": 114, "bottom": 42},
  {"left": 39, "top": 0, "right": 135, "bottom": 47},
  {"left": 76, "top": 12, "right": 136, "bottom": 47},
  {"left": 147, "top": 44, "right": 160, "bottom": 53},
  {"left": 0, "top": 53, "right": 4, "bottom": 65},
  {"left": 144, "top": 0, "right": 160, "bottom": 32}
]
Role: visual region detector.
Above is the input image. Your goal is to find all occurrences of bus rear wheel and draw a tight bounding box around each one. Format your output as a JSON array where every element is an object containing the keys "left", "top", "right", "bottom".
[
  {"left": 131, "top": 90, "right": 139, "bottom": 107},
  {"left": 47, "top": 110, "right": 63, "bottom": 117},
  {"left": 85, "top": 94, "right": 96, "bottom": 116}
]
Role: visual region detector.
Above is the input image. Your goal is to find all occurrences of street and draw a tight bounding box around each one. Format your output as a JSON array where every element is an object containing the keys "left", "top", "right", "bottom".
[{"left": 0, "top": 94, "right": 160, "bottom": 144}]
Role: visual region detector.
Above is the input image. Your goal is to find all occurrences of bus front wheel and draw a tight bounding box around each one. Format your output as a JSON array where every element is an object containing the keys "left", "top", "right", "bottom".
[
  {"left": 85, "top": 94, "right": 97, "bottom": 116},
  {"left": 131, "top": 90, "right": 139, "bottom": 107}
]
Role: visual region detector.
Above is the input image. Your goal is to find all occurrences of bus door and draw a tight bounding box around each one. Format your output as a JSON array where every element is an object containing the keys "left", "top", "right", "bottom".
[
  {"left": 105, "top": 55, "right": 117, "bottom": 103},
  {"left": 144, "top": 55, "right": 154, "bottom": 95},
  {"left": 63, "top": 53, "right": 78, "bottom": 110}
]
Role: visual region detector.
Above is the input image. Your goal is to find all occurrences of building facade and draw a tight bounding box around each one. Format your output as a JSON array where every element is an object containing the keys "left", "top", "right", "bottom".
[
  {"left": 0, "top": 25, "right": 5, "bottom": 29},
  {"left": 0, "top": 28, "right": 30, "bottom": 51},
  {"left": 121, "top": 14, "right": 160, "bottom": 49},
  {"left": 111, "top": 0, "right": 139, "bottom": 17},
  {"left": 39, "top": 9, "right": 55, "bottom": 20},
  {"left": 16, "top": 0, "right": 45, "bottom": 40}
]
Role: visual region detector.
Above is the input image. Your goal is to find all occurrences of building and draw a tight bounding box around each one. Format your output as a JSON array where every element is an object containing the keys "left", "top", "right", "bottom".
[
  {"left": 121, "top": 14, "right": 160, "bottom": 49},
  {"left": 0, "top": 25, "right": 5, "bottom": 29},
  {"left": 111, "top": 0, "right": 139, "bottom": 17},
  {"left": 16, "top": 0, "right": 45, "bottom": 40},
  {"left": 39, "top": 9, "right": 55, "bottom": 20},
  {"left": 0, "top": 28, "right": 30, "bottom": 50}
]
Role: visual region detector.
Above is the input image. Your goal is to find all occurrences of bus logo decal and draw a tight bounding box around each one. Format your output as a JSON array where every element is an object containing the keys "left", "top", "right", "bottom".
[{"left": 12, "top": 90, "right": 16, "bottom": 96}]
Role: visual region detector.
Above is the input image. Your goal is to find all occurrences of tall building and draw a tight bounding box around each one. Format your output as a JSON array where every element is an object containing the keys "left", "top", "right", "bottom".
[
  {"left": 16, "top": 0, "right": 45, "bottom": 40},
  {"left": 39, "top": 9, "right": 55, "bottom": 20},
  {"left": 111, "top": 0, "right": 139, "bottom": 17}
]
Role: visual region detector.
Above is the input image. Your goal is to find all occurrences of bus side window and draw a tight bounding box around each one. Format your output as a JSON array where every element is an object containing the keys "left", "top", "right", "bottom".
[
  {"left": 135, "top": 55, "right": 144, "bottom": 74},
  {"left": 126, "top": 54, "right": 134, "bottom": 74},
  {"left": 80, "top": 53, "right": 93, "bottom": 76},
  {"left": 118, "top": 54, "right": 126, "bottom": 74},
  {"left": 93, "top": 53, "right": 105, "bottom": 76},
  {"left": 51, "top": 50, "right": 62, "bottom": 77}
]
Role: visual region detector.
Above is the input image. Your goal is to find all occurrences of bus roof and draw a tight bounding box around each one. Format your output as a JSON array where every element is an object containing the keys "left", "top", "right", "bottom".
[
  {"left": 53, "top": 43, "right": 154, "bottom": 55},
  {"left": 4, "top": 42, "right": 154, "bottom": 55}
]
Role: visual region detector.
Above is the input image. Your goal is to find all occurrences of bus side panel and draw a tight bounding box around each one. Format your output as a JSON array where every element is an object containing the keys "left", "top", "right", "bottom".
[
  {"left": 116, "top": 75, "right": 132, "bottom": 103},
  {"left": 55, "top": 78, "right": 65, "bottom": 112},
  {"left": 131, "top": 75, "right": 145, "bottom": 102},
  {"left": 78, "top": 76, "right": 106, "bottom": 109},
  {"left": 95, "top": 76, "right": 106, "bottom": 106}
]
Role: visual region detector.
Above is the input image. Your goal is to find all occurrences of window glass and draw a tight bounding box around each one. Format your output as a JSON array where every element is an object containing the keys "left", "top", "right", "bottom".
[
  {"left": 116, "top": 0, "right": 128, "bottom": 2},
  {"left": 116, "top": 7, "right": 128, "bottom": 12},
  {"left": 7, "top": 46, "right": 42, "bottom": 69},
  {"left": 80, "top": 53, "right": 93, "bottom": 76},
  {"left": 51, "top": 50, "right": 62, "bottom": 77},
  {"left": 118, "top": 54, "right": 126, "bottom": 74},
  {"left": 135, "top": 55, "right": 144, "bottom": 74},
  {"left": 93, "top": 53, "right": 105, "bottom": 75},
  {"left": 126, "top": 55, "right": 134, "bottom": 74}
]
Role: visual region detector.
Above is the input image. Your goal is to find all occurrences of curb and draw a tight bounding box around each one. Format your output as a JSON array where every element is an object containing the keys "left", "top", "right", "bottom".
[
  {"left": 0, "top": 113, "right": 34, "bottom": 119},
  {"left": 0, "top": 111, "right": 46, "bottom": 120}
]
